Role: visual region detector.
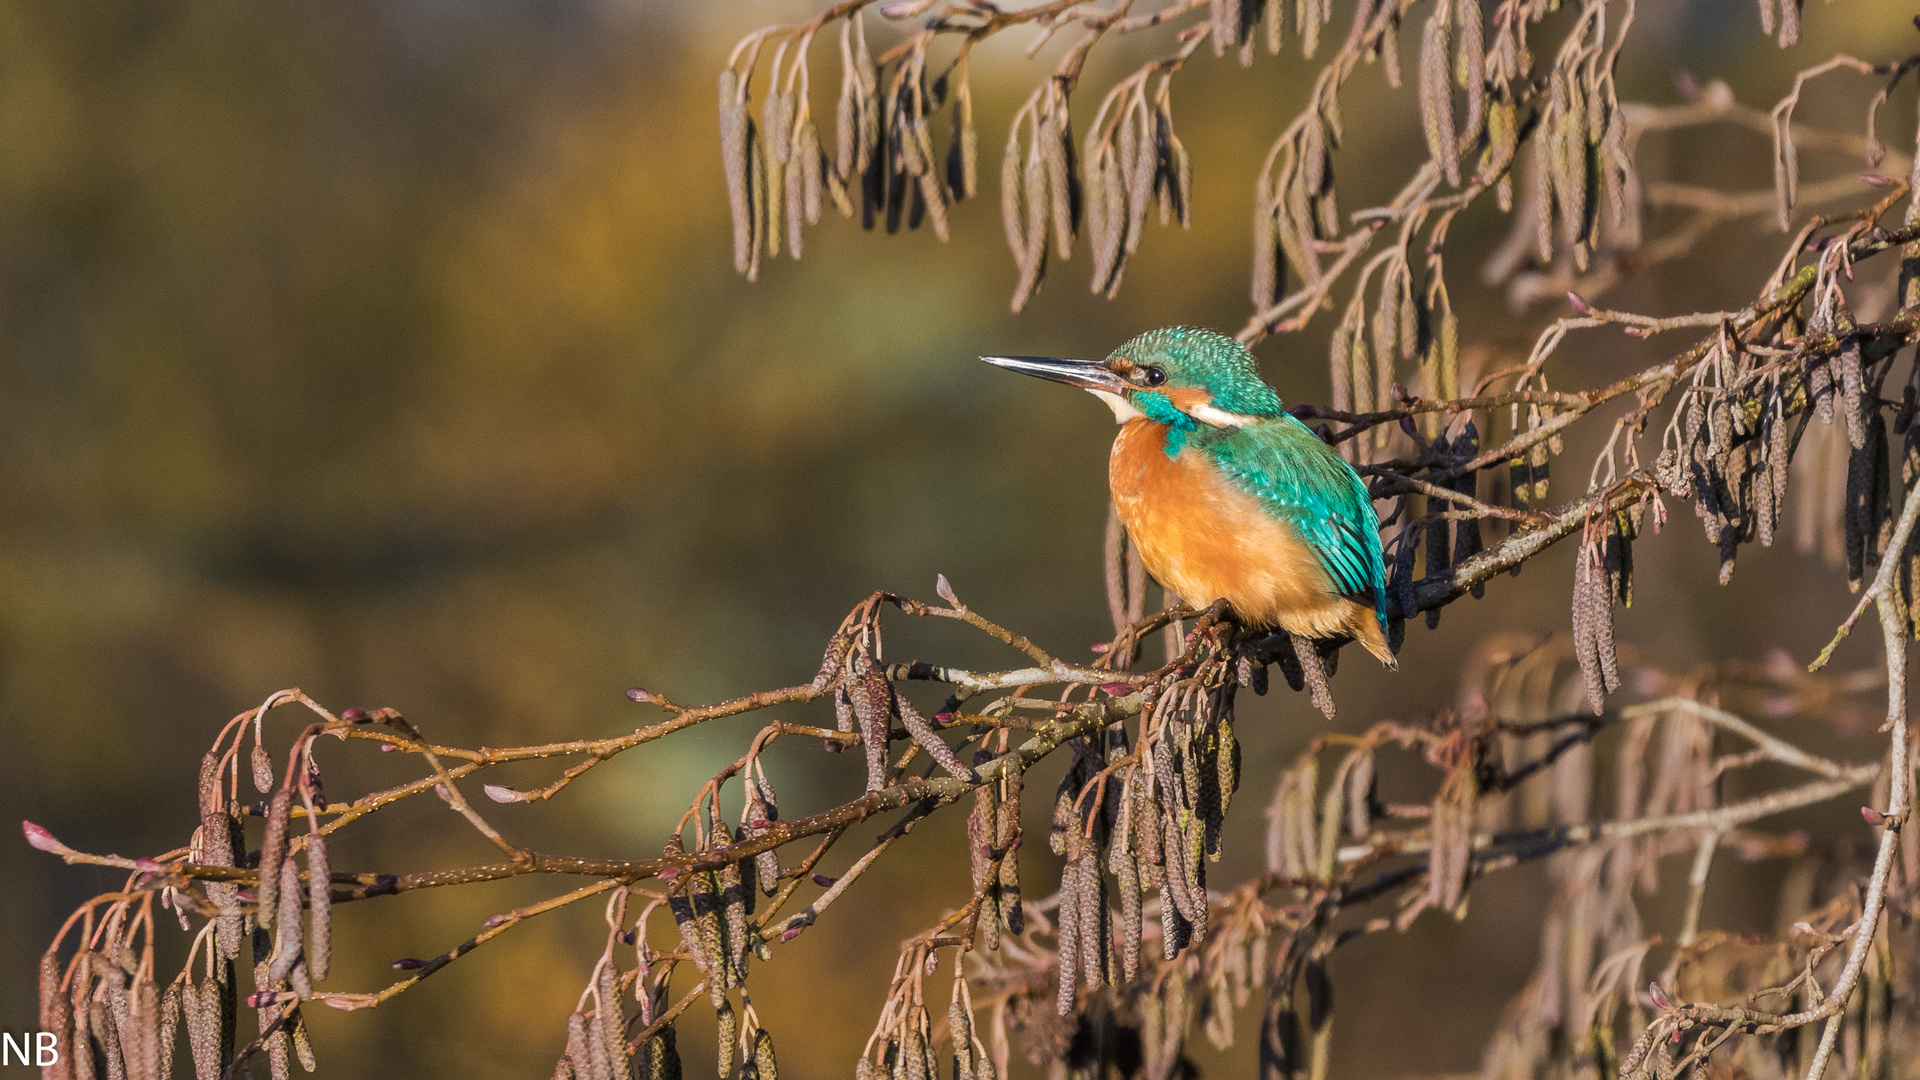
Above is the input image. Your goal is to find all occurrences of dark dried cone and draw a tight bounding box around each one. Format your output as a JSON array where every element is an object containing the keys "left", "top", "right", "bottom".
[
  {"left": 1424, "top": 508, "right": 1451, "bottom": 631},
  {"left": 1905, "top": 419, "right": 1920, "bottom": 638},
  {"left": 215, "top": 959, "right": 236, "bottom": 1071},
  {"left": 1605, "top": 511, "right": 1635, "bottom": 608},
  {"left": 1273, "top": 634, "right": 1306, "bottom": 692},
  {"left": 752, "top": 1028, "right": 777, "bottom": 1080},
  {"left": 1390, "top": 524, "right": 1419, "bottom": 627},
  {"left": 1845, "top": 409, "right": 1891, "bottom": 592},
  {"left": 1450, "top": 424, "right": 1484, "bottom": 596},
  {"left": 639, "top": 1026, "right": 681, "bottom": 1080}
]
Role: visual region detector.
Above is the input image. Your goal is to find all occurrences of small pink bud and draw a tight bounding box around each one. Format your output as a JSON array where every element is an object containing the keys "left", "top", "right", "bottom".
[
  {"left": 134, "top": 858, "right": 162, "bottom": 872},
  {"left": 1861, "top": 173, "right": 1892, "bottom": 186},
  {"left": 340, "top": 708, "right": 369, "bottom": 722},
  {"left": 1089, "top": 642, "right": 1110, "bottom": 654},
  {"left": 935, "top": 573, "right": 958, "bottom": 605},
  {"left": 657, "top": 867, "right": 681, "bottom": 880},
  {"left": 246, "top": 991, "right": 280, "bottom": 1007},
  {"left": 1566, "top": 290, "right": 1593, "bottom": 315},
  {"left": 933, "top": 711, "right": 954, "bottom": 722},
  {"left": 878, "top": 2, "right": 916, "bottom": 15},
  {"left": 1861, "top": 806, "right": 1888, "bottom": 826},
  {"left": 483, "top": 914, "right": 511, "bottom": 928},
  {"left": 1648, "top": 982, "right": 1671, "bottom": 1010},
  {"left": 780, "top": 926, "right": 804, "bottom": 942},
  {"left": 1390, "top": 381, "right": 1410, "bottom": 403},
  {"left": 483, "top": 784, "right": 524, "bottom": 804},
  {"left": 21, "top": 821, "right": 65, "bottom": 854},
  {"left": 748, "top": 819, "right": 771, "bottom": 829},
  {"left": 380, "top": 744, "right": 398, "bottom": 753},
  {"left": 433, "top": 784, "right": 451, "bottom": 803},
  {"left": 811, "top": 873, "right": 836, "bottom": 887},
  {"left": 1100, "top": 682, "right": 1132, "bottom": 697},
  {"left": 391, "top": 958, "right": 425, "bottom": 970},
  {"left": 626, "top": 687, "right": 653, "bottom": 703}
]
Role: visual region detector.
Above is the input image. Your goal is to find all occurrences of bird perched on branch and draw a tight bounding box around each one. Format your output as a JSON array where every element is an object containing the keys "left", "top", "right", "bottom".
[{"left": 984, "top": 326, "right": 1396, "bottom": 667}]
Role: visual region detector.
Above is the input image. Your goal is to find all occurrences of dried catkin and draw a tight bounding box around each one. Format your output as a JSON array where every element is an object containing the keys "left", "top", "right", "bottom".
[
  {"left": 1418, "top": 2, "right": 1459, "bottom": 186},
  {"left": 1252, "top": 172, "right": 1280, "bottom": 308},
  {"left": 251, "top": 744, "right": 276, "bottom": 795},
  {"left": 719, "top": 856, "right": 750, "bottom": 983},
  {"left": 568, "top": 1012, "right": 606, "bottom": 1080},
  {"left": 744, "top": 775, "right": 781, "bottom": 896},
  {"left": 1531, "top": 135, "right": 1555, "bottom": 263},
  {"left": 290, "top": 1009, "right": 317, "bottom": 1073},
  {"left": 257, "top": 788, "right": 292, "bottom": 934},
  {"left": 181, "top": 983, "right": 215, "bottom": 1080},
  {"left": 306, "top": 833, "right": 331, "bottom": 983},
  {"left": 267, "top": 860, "right": 304, "bottom": 984},
  {"left": 714, "top": 999, "right": 736, "bottom": 1080},
  {"left": 1456, "top": 0, "right": 1485, "bottom": 144},
  {"left": 1110, "top": 839, "right": 1143, "bottom": 982},
  {"left": 595, "top": 965, "right": 633, "bottom": 1080},
  {"left": 1571, "top": 537, "right": 1620, "bottom": 713},
  {"left": 719, "top": 71, "right": 752, "bottom": 274},
  {"left": 850, "top": 668, "right": 893, "bottom": 792}
]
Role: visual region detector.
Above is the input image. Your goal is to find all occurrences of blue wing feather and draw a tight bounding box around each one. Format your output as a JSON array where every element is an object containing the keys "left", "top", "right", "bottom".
[{"left": 1198, "top": 415, "right": 1389, "bottom": 625}]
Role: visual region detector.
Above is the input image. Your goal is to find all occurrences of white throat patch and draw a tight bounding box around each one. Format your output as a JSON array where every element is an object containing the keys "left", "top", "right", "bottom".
[{"left": 1090, "top": 389, "right": 1144, "bottom": 423}]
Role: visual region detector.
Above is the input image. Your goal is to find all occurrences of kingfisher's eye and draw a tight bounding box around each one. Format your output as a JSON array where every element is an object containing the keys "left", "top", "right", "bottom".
[{"left": 1141, "top": 366, "right": 1167, "bottom": 387}]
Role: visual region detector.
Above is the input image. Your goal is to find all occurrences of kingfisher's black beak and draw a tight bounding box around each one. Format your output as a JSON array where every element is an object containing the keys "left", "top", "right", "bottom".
[{"left": 980, "top": 355, "right": 1129, "bottom": 395}]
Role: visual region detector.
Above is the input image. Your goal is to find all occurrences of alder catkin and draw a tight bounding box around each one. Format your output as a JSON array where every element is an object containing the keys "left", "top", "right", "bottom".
[
  {"left": 1418, "top": 4, "right": 1459, "bottom": 186},
  {"left": 719, "top": 71, "right": 752, "bottom": 274},
  {"left": 257, "top": 788, "right": 292, "bottom": 934},
  {"left": 306, "top": 833, "right": 331, "bottom": 983}
]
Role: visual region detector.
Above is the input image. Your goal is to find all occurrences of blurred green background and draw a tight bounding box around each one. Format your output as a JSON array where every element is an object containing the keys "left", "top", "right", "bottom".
[{"left": 3, "top": 2, "right": 1914, "bottom": 1076}]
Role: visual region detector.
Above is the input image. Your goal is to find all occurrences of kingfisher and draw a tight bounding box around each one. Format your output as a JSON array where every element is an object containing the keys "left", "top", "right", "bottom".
[{"left": 984, "top": 326, "right": 1395, "bottom": 667}]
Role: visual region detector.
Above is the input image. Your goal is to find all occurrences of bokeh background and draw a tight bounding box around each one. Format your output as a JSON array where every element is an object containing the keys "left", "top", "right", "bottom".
[{"left": 3, "top": 2, "right": 1915, "bottom": 1076}]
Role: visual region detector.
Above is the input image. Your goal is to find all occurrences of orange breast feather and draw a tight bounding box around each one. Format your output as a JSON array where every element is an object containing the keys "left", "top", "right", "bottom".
[{"left": 1109, "top": 419, "right": 1386, "bottom": 649}]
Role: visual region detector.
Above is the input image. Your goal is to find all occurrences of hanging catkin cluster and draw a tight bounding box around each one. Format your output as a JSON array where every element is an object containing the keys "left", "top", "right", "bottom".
[
  {"left": 1083, "top": 73, "right": 1193, "bottom": 300},
  {"left": 818, "top": 595, "right": 977, "bottom": 793},
  {"left": 720, "top": 14, "right": 978, "bottom": 282}
]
